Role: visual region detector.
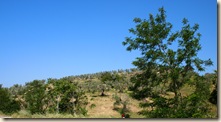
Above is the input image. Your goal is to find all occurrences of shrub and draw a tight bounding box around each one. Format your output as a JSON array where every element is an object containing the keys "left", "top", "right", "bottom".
[{"left": 90, "top": 104, "right": 96, "bottom": 109}]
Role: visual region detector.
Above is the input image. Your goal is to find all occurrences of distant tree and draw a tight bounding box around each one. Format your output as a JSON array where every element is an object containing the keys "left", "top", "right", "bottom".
[
  {"left": 112, "top": 93, "right": 130, "bottom": 118},
  {"left": 46, "top": 78, "right": 88, "bottom": 115},
  {"left": 97, "top": 83, "right": 111, "bottom": 96},
  {"left": 100, "top": 72, "right": 118, "bottom": 95},
  {"left": 100, "top": 72, "right": 113, "bottom": 83},
  {"left": 113, "top": 78, "right": 131, "bottom": 93},
  {"left": 123, "top": 7, "right": 213, "bottom": 118}
]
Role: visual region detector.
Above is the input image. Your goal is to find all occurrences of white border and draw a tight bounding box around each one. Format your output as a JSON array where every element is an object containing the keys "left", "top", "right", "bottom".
[{"left": 0, "top": 0, "right": 219, "bottom": 122}]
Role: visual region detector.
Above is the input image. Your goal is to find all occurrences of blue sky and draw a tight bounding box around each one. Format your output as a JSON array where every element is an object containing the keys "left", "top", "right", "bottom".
[{"left": 0, "top": 0, "right": 217, "bottom": 87}]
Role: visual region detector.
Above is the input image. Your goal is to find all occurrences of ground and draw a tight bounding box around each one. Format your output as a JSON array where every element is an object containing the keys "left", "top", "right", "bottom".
[{"left": 85, "top": 91, "right": 143, "bottom": 118}]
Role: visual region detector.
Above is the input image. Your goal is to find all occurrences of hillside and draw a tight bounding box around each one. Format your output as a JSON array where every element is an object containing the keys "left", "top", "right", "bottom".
[{"left": 0, "top": 68, "right": 218, "bottom": 118}]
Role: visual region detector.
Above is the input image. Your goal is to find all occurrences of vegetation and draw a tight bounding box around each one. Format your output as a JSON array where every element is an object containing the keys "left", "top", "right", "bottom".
[
  {"left": 0, "top": 68, "right": 217, "bottom": 118},
  {"left": 0, "top": 7, "right": 217, "bottom": 118},
  {"left": 0, "top": 85, "right": 20, "bottom": 114},
  {"left": 122, "top": 7, "right": 216, "bottom": 118}
]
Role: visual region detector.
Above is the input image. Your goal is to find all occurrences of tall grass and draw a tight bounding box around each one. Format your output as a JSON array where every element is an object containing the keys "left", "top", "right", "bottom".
[
  {"left": 11, "top": 110, "right": 31, "bottom": 118},
  {"left": 11, "top": 110, "right": 86, "bottom": 118},
  {"left": 0, "top": 111, "right": 7, "bottom": 117}
]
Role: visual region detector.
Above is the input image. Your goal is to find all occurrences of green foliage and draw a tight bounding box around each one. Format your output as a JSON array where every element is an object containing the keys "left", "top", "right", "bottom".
[
  {"left": 45, "top": 78, "right": 88, "bottom": 115},
  {"left": 112, "top": 94, "right": 122, "bottom": 107},
  {"left": 90, "top": 104, "right": 96, "bottom": 109},
  {"left": 100, "top": 72, "right": 113, "bottom": 83},
  {"left": 0, "top": 84, "right": 20, "bottom": 114},
  {"left": 112, "top": 93, "right": 130, "bottom": 117},
  {"left": 79, "top": 107, "right": 88, "bottom": 116},
  {"left": 8, "top": 84, "right": 25, "bottom": 95},
  {"left": 24, "top": 80, "right": 46, "bottom": 114},
  {"left": 19, "top": 77, "right": 88, "bottom": 116},
  {"left": 8, "top": 100, "right": 21, "bottom": 114},
  {"left": 209, "top": 87, "right": 217, "bottom": 105},
  {"left": 123, "top": 7, "right": 213, "bottom": 118},
  {"left": 202, "top": 71, "right": 217, "bottom": 105},
  {"left": 0, "top": 84, "right": 11, "bottom": 113}
]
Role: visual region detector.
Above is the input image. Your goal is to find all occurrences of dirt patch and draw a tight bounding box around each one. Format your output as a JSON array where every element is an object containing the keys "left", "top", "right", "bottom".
[{"left": 86, "top": 92, "right": 120, "bottom": 118}]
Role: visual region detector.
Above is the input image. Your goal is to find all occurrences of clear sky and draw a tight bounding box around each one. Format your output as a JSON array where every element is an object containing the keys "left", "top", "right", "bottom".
[{"left": 0, "top": 0, "right": 217, "bottom": 88}]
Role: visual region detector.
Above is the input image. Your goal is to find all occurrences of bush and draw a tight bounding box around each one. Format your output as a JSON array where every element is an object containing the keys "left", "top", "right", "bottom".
[
  {"left": 79, "top": 108, "right": 88, "bottom": 116},
  {"left": 90, "top": 104, "right": 96, "bottom": 109},
  {"left": 125, "top": 113, "right": 130, "bottom": 118},
  {"left": 112, "top": 94, "right": 121, "bottom": 108}
]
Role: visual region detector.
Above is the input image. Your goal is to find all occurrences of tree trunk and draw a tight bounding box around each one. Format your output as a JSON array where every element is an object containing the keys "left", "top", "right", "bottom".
[
  {"left": 56, "top": 101, "right": 59, "bottom": 114},
  {"left": 101, "top": 89, "right": 105, "bottom": 96}
]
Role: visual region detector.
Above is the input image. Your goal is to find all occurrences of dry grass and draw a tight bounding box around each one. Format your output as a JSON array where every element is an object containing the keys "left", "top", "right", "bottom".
[
  {"left": 0, "top": 111, "right": 9, "bottom": 118},
  {"left": 179, "top": 84, "right": 195, "bottom": 97},
  {"left": 86, "top": 92, "right": 121, "bottom": 118},
  {"left": 11, "top": 110, "right": 31, "bottom": 118},
  {"left": 10, "top": 110, "right": 85, "bottom": 118},
  {"left": 85, "top": 91, "right": 143, "bottom": 118}
]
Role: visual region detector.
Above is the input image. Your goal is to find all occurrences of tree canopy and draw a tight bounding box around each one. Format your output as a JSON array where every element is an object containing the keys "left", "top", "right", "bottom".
[{"left": 123, "top": 7, "right": 213, "bottom": 118}]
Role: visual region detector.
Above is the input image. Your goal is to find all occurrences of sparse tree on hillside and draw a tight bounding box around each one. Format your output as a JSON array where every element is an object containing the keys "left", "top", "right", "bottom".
[{"left": 100, "top": 72, "right": 113, "bottom": 83}]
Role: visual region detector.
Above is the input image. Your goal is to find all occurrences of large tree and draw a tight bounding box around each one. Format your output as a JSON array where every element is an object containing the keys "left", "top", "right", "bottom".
[{"left": 123, "top": 7, "right": 213, "bottom": 118}]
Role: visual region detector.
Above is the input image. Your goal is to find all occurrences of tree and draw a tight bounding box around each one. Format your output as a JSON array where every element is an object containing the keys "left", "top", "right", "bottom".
[
  {"left": 24, "top": 80, "right": 46, "bottom": 114},
  {"left": 112, "top": 93, "right": 130, "bottom": 118},
  {"left": 122, "top": 7, "right": 213, "bottom": 118},
  {"left": 100, "top": 72, "right": 113, "bottom": 83},
  {"left": 0, "top": 84, "right": 11, "bottom": 113},
  {"left": 46, "top": 78, "right": 88, "bottom": 115},
  {"left": 0, "top": 84, "right": 20, "bottom": 114}
]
